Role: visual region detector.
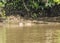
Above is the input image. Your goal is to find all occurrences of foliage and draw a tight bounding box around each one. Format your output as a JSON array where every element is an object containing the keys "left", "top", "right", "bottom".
[
  {"left": 0, "top": 0, "right": 7, "bottom": 18},
  {"left": 0, "top": 2, "right": 5, "bottom": 7},
  {"left": 0, "top": 0, "right": 6, "bottom": 7},
  {"left": 0, "top": 0, "right": 60, "bottom": 18},
  {"left": 53, "top": 0, "right": 60, "bottom": 4}
]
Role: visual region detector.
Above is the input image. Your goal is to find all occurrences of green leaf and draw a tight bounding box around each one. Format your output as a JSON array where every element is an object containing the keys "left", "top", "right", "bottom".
[
  {"left": 2, "top": 0, "right": 6, "bottom": 4},
  {"left": 53, "top": 0, "right": 60, "bottom": 2},
  {"left": 53, "top": 0, "right": 60, "bottom": 4},
  {"left": 0, "top": 2, "right": 5, "bottom": 7},
  {"left": 33, "top": 2, "right": 39, "bottom": 9}
]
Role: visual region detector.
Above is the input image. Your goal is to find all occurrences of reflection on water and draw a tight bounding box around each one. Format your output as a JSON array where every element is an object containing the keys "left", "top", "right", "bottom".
[
  {"left": 53, "top": 30, "right": 60, "bottom": 43},
  {"left": 0, "top": 24, "right": 60, "bottom": 43},
  {"left": 0, "top": 27, "right": 6, "bottom": 43},
  {"left": 5, "top": 25, "right": 60, "bottom": 43},
  {"left": 45, "top": 29, "right": 53, "bottom": 43}
]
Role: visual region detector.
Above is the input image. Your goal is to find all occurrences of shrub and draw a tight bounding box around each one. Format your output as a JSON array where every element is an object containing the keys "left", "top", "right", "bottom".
[
  {"left": 3, "top": 0, "right": 60, "bottom": 18},
  {"left": 0, "top": 0, "right": 7, "bottom": 17}
]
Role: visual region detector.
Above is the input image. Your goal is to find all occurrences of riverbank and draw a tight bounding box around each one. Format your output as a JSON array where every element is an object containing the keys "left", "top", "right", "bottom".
[
  {"left": 0, "top": 15, "right": 60, "bottom": 28},
  {"left": 0, "top": 16, "right": 60, "bottom": 43}
]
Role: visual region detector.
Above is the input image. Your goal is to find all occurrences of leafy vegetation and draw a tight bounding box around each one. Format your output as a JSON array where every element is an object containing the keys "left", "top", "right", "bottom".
[{"left": 0, "top": 0, "right": 60, "bottom": 18}]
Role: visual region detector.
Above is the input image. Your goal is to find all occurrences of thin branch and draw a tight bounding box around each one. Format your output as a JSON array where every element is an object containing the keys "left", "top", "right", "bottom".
[{"left": 22, "top": 0, "right": 30, "bottom": 11}]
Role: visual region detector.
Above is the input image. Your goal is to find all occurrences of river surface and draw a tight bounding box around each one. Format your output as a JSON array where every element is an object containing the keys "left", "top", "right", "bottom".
[{"left": 0, "top": 23, "right": 60, "bottom": 43}]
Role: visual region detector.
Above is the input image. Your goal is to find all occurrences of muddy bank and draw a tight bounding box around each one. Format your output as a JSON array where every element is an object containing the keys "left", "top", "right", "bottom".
[{"left": 0, "top": 15, "right": 60, "bottom": 27}]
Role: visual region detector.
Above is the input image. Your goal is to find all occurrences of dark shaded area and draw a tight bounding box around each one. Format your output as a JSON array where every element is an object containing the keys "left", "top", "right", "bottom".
[
  {"left": 2, "top": 0, "right": 60, "bottom": 22},
  {"left": 0, "top": 0, "right": 60, "bottom": 23},
  {"left": 4, "top": 4, "right": 60, "bottom": 17}
]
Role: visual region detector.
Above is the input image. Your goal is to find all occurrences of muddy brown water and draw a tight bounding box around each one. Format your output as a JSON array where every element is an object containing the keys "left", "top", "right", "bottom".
[{"left": 0, "top": 24, "right": 60, "bottom": 43}]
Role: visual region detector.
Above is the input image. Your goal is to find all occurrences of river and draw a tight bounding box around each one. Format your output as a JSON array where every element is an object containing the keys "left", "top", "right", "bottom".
[{"left": 0, "top": 23, "right": 60, "bottom": 43}]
